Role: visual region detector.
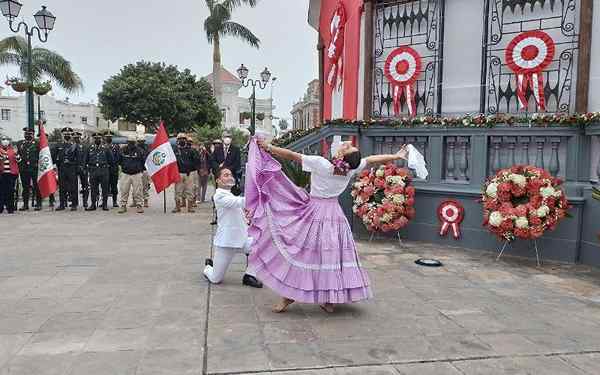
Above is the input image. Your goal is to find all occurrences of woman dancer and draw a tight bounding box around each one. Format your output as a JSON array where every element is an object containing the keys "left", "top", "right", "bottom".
[{"left": 245, "top": 137, "right": 408, "bottom": 313}]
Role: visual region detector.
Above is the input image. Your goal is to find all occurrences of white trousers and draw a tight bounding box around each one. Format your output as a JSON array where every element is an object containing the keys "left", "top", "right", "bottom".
[{"left": 203, "top": 245, "right": 256, "bottom": 284}]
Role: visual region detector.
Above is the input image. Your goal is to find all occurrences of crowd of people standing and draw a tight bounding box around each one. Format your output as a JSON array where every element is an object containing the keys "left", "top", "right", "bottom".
[{"left": 0, "top": 125, "right": 241, "bottom": 214}]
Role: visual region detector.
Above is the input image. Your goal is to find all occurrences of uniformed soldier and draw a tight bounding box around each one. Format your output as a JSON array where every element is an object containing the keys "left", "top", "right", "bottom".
[
  {"left": 105, "top": 133, "right": 120, "bottom": 208},
  {"left": 17, "top": 127, "right": 41, "bottom": 211},
  {"left": 117, "top": 136, "right": 145, "bottom": 214},
  {"left": 173, "top": 133, "right": 199, "bottom": 213},
  {"left": 73, "top": 131, "right": 89, "bottom": 208},
  {"left": 51, "top": 128, "right": 69, "bottom": 210},
  {"left": 137, "top": 137, "right": 151, "bottom": 208},
  {"left": 84, "top": 133, "right": 114, "bottom": 211},
  {"left": 55, "top": 127, "right": 82, "bottom": 211}
]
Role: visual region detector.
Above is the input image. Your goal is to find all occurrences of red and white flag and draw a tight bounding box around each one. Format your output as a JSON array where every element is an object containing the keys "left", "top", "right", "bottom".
[
  {"left": 145, "top": 121, "right": 180, "bottom": 193},
  {"left": 37, "top": 124, "right": 58, "bottom": 198}
]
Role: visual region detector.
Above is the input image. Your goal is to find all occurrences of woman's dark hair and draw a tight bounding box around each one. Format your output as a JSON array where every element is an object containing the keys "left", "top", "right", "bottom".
[{"left": 343, "top": 151, "right": 362, "bottom": 170}]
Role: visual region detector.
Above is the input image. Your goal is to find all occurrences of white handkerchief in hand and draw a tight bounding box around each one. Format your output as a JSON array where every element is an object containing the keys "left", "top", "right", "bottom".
[{"left": 406, "top": 144, "right": 429, "bottom": 179}]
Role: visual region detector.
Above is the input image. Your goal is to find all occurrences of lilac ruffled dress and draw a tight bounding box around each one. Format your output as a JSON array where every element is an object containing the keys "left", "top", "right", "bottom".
[{"left": 245, "top": 138, "right": 372, "bottom": 304}]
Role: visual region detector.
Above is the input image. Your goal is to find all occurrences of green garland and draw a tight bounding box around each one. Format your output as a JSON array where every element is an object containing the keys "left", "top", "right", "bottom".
[{"left": 272, "top": 112, "right": 600, "bottom": 147}]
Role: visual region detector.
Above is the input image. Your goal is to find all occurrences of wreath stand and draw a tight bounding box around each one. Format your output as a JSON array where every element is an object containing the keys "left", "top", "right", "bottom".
[
  {"left": 368, "top": 230, "right": 406, "bottom": 248},
  {"left": 496, "top": 240, "right": 542, "bottom": 267}
]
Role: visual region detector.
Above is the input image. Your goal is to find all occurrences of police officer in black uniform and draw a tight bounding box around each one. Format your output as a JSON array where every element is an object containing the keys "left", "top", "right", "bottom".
[
  {"left": 105, "top": 133, "right": 120, "bottom": 208},
  {"left": 56, "top": 128, "right": 81, "bottom": 211},
  {"left": 84, "top": 133, "right": 114, "bottom": 211},
  {"left": 17, "top": 127, "right": 41, "bottom": 211},
  {"left": 51, "top": 128, "right": 69, "bottom": 210},
  {"left": 73, "top": 131, "right": 89, "bottom": 208}
]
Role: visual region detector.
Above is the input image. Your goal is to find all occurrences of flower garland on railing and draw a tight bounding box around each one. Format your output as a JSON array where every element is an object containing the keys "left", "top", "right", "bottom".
[
  {"left": 272, "top": 112, "right": 600, "bottom": 148},
  {"left": 326, "top": 112, "right": 600, "bottom": 129}
]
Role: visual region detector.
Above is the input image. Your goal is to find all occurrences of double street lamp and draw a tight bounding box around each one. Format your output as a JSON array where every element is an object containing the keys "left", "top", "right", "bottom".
[
  {"left": 0, "top": 0, "right": 56, "bottom": 131},
  {"left": 237, "top": 64, "right": 271, "bottom": 136}
]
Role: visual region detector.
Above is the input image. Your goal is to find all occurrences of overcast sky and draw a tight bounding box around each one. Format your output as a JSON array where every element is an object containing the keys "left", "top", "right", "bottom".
[{"left": 1, "top": 0, "right": 318, "bottom": 123}]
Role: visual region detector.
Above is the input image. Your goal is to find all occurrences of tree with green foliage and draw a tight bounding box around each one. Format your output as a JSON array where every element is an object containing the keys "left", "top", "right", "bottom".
[
  {"left": 98, "top": 61, "right": 221, "bottom": 134},
  {"left": 204, "top": 0, "right": 260, "bottom": 104},
  {"left": 0, "top": 36, "right": 83, "bottom": 93}
]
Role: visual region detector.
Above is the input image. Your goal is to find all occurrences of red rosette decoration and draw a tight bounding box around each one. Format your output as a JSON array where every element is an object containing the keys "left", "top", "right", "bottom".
[
  {"left": 505, "top": 30, "right": 555, "bottom": 112},
  {"left": 481, "top": 165, "right": 570, "bottom": 242},
  {"left": 326, "top": 1, "right": 346, "bottom": 91},
  {"left": 351, "top": 163, "right": 415, "bottom": 233},
  {"left": 437, "top": 200, "right": 464, "bottom": 239},
  {"left": 384, "top": 46, "right": 422, "bottom": 117}
]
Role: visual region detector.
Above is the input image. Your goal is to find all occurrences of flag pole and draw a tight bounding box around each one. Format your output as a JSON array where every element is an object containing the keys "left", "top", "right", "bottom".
[{"left": 163, "top": 190, "right": 166, "bottom": 214}]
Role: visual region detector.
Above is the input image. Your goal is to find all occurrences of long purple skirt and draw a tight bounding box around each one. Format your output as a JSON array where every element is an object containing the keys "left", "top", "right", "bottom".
[{"left": 245, "top": 139, "right": 372, "bottom": 304}]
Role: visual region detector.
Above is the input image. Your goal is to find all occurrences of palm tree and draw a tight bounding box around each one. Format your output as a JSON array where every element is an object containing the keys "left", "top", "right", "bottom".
[
  {"left": 204, "top": 0, "right": 260, "bottom": 105},
  {"left": 0, "top": 36, "right": 83, "bottom": 92}
]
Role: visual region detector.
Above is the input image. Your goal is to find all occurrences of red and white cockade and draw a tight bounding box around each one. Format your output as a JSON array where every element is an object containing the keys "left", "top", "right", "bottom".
[
  {"left": 384, "top": 46, "right": 422, "bottom": 117},
  {"left": 505, "top": 30, "right": 555, "bottom": 112},
  {"left": 437, "top": 200, "right": 464, "bottom": 239}
]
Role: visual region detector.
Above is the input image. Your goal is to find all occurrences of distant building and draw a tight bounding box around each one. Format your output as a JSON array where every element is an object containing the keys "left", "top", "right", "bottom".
[
  {"left": 205, "top": 66, "right": 274, "bottom": 135},
  {"left": 0, "top": 87, "right": 110, "bottom": 141},
  {"left": 291, "top": 79, "right": 320, "bottom": 131}
]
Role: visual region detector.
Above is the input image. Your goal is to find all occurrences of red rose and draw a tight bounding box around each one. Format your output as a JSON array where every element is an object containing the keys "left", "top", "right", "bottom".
[
  {"left": 360, "top": 170, "right": 370, "bottom": 178},
  {"left": 529, "top": 216, "right": 542, "bottom": 226},
  {"left": 553, "top": 178, "right": 563, "bottom": 185},
  {"left": 384, "top": 168, "right": 395, "bottom": 177},
  {"left": 546, "top": 199, "right": 556, "bottom": 209},
  {"left": 398, "top": 216, "right": 409, "bottom": 227},
  {"left": 393, "top": 186, "right": 405, "bottom": 194},
  {"left": 498, "top": 191, "right": 512, "bottom": 202},
  {"left": 382, "top": 223, "right": 392, "bottom": 232},
  {"left": 405, "top": 186, "right": 416, "bottom": 197},
  {"left": 406, "top": 198, "right": 415, "bottom": 207},
  {"left": 405, "top": 207, "right": 416, "bottom": 219},
  {"left": 530, "top": 195, "right": 543, "bottom": 208},
  {"left": 375, "top": 178, "right": 385, "bottom": 188},
  {"left": 511, "top": 185, "right": 526, "bottom": 197},
  {"left": 484, "top": 199, "right": 499, "bottom": 210},
  {"left": 557, "top": 209, "right": 566, "bottom": 219},
  {"left": 363, "top": 186, "right": 375, "bottom": 196},
  {"left": 501, "top": 219, "right": 514, "bottom": 231},
  {"left": 499, "top": 205, "right": 512, "bottom": 216},
  {"left": 514, "top": 204, "right": 528, "bottom": 217},
  {"left": 398, "top": 169, "right": 409, "bottom": 177},
  {"left": 530, "top": 226, "right": 544, "bottom": 239},
  {"left": 498, "top": 183, "right": 512, "bottom": 193},
  {"left": 515, "top": 228, "right": 530, "bottom": 239}
]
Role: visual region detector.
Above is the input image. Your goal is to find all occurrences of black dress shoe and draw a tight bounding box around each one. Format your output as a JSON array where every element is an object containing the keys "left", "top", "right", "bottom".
[
  {"left": 55, "top": 206, "right": 66, "bottom": 211},
  {"left": 18, "top": 206, "right": 29, "bottom": 211},
  {"left": 205, "top": 258, "right": 213, "bottom": 267},
  {"left": 242, "top": 274, "right": 263, "bottom": 288},
  {"left": 34, "top": 206, "right": 41, "bottom": 211},
  {"left": 70, "top": 206, "right": 78, "bottom": 211},
  {"left": 85, "top": 205, "right": 97, "bottom": 211}
]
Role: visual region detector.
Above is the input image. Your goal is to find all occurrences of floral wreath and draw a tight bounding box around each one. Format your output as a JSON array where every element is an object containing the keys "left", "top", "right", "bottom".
[
  {"left": 482, "top": 165, "right": 570, "bottom": 241},
  {"left": 351, "top": 163, "right": 415, "bottom": 233}
]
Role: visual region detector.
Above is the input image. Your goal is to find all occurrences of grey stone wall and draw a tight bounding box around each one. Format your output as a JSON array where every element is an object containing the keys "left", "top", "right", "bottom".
[{"left": 287, "top": 123, "right": 600, "bottom": 266}]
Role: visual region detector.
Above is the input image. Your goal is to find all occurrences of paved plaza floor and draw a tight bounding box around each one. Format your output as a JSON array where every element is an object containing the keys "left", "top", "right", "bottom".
[{"left": 1, "top": 190, "right": 600, "bottom": 374}]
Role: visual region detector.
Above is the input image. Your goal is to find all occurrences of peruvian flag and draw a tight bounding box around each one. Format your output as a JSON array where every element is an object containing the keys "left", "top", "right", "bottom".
[
  {"left": 145, "top": 121, "right": 180, "bottom": 193},
  {"left": 37, "top": 124, "right": 58, "bottom": 198}
]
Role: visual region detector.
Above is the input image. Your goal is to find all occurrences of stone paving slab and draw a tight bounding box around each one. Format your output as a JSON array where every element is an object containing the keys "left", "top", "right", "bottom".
[{"left": 1, "top": 188, "right": 600, "bottom": 374}]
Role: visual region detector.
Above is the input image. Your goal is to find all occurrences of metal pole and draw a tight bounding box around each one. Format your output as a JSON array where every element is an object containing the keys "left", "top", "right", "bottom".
[
  {"left": 163, "top": 190, "right": 166, "bottom": 214},
  {"left": 250, "top": 84, "right": 256, "bottom": 136},
  {"left": 37, "top": 94, "right": 41, "bottom": 122},
  {"left": 26, "top": 32, "right": 34, "bottom": 131}
]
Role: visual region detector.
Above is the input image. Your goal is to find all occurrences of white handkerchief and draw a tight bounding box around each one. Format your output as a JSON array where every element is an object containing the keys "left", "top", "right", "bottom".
[
  {"left": 407, "top": 144, "right": 429, "bottom": 179},
  {"left": 330, "top": 135, "right": 343, "bottom": 158}
]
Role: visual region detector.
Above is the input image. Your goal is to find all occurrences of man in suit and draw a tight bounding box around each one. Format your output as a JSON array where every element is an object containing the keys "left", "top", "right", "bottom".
[
  {"left": 211, "top": 131, "right": 241, "bottom": 185},
  {"left": 204, "top": 167, "right": 262, "bottom": 288}
]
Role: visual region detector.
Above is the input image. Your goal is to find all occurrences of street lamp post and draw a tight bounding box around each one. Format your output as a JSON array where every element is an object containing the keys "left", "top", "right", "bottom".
[
  {"left": 236, "top": 64, "right": 271, "bottom": 136},
  {"left": 0, "top": 1, "right": 56, "bottom": 131}
]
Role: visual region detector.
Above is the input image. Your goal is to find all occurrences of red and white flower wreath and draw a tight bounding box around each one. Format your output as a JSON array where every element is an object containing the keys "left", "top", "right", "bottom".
[
  {"left": 351, "top": 163, "right": 416, "bottom": 233},
  {"left": 482, "top": 165, "right": 570, "bottom": 241}
]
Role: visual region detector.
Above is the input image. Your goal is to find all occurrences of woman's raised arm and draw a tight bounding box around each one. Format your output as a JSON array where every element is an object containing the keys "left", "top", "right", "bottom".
[
  {"left": 365, "top": 145, "right": 408, "bottom": 167},
  {"left": 258, "top": 139, "right": 303, "bottom": 163}
]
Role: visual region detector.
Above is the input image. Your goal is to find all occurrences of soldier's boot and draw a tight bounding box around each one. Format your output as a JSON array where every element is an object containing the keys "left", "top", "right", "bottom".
[
  {"left": 112, "top": 194, "right": 119, "bottom": 208},
  {"left": 144, "top": 199, "right": 149, "bottom": 208},
  {"left": 187, "top": 200, "right": 195, "bottom": 213},
  {"left": 136, "top": 205, "right": 144, "bottom": 214},
  {"left": 172, "top": 200, "right": 181, "bottom": 213},
  {"left": 19, "top": 203, "right": 29, "bottom": 211},
  {"left": 102, "top": 198, "right": 109, "bottom": 211},
  {"left": 85, "top": 202, "right": 97, "bottom": 211},
  {"left": 118, "top": 206, "right": 127, "bottom": 214}
]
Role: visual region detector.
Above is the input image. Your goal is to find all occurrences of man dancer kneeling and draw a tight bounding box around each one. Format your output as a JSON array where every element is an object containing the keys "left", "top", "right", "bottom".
[{"left": 204, "top": 167, "right": 262, "bottom": 288}]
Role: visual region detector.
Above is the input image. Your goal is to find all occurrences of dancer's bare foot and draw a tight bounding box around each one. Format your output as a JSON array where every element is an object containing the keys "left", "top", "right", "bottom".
[
  {"left": 320, "top": 303, "right": 334, "bottom": 313},
  {"left": 272, "top": 298, "right": 294, "bottom": 313}
]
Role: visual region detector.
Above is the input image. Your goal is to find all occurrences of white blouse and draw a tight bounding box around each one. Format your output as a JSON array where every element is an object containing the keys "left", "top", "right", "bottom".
[{"left": 302, "top": 155, "right": 367, "bottom": 198}]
